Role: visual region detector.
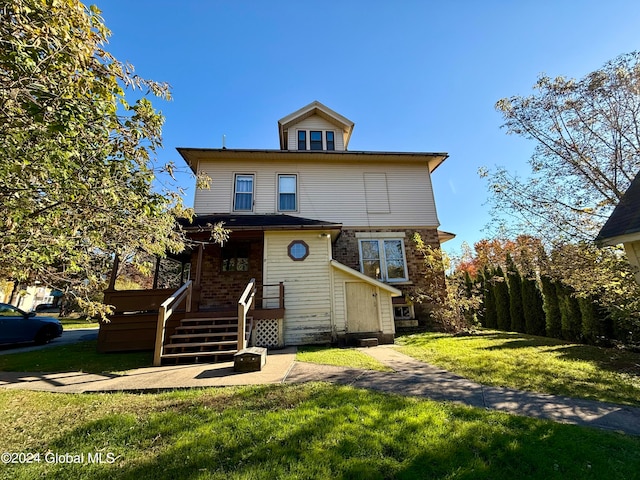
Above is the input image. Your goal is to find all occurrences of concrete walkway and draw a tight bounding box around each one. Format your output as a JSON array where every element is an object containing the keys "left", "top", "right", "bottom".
[
  {"left": 285, "top": 346, "right": 640, "bottom": 436},
  {"left": 1, "top": 344, "right": 639, "bottom": 436}
]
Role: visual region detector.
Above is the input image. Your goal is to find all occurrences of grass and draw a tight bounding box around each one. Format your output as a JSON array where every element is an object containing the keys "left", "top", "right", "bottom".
[
  {"left": 296, "top": 345, "right": 392, "bottom": 371},
  {"left": 0, "top": 341, "right": 152, "bottom": 374},
  {"left": 1, "top": 383, "right": 639, "bottom": 480},
  {"left": 397, "top": 330, "right": 640, "bottom": 406},
  {"left": 58, "top": 317, "right": 99, "bottom": 330}
]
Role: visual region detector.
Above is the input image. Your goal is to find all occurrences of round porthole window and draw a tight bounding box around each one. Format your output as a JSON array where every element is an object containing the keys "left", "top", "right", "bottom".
[{"left": 288, "top": 240, "right": 309, "bottom": 261}]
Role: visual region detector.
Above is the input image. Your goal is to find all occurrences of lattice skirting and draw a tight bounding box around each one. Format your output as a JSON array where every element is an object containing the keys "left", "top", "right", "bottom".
[{"left": 253, "top": 318, "right": 284, "bottom": 348}]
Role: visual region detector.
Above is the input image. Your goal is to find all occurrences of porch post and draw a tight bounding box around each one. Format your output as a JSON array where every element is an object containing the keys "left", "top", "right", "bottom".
[
  {"left": 194, "top": 243, "right": 204, "bottom": 286},
  {"left": 152, "top": 256, "right": 161, "bottom": 289},
  {"left": 107, "top": 255, "right": 120, "bottom": 291}
]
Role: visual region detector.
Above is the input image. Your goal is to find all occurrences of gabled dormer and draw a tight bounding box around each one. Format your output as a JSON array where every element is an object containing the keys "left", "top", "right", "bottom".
[{"left": 278, "top": 101, "right": 355, "bottom": 151}]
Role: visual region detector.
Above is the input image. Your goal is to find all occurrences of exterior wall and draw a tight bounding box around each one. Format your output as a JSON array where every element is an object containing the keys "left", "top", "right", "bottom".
[
  {"left": 195, "top": 235, "right": 264, "bottom": 310},
  {"left": 333, "top": 227, "right": 441, "bottom": 322},
  {"left": 194, "top": 158, "right": 440, "bottom": 228},
  {"left": 263, "top": 230, "right": 334, "bottom": 345},
  {"left": 286, "top": 114, "right": 345, "bottom": 151}
]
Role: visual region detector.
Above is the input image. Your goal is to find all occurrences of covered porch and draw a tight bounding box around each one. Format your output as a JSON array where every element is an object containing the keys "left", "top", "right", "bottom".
[{"left": 98, "top": 227, "right": 285, "bottom": 365}]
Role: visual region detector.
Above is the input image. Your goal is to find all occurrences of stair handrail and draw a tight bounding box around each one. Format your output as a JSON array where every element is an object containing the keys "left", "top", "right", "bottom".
[
  {"left": 153, "top": 280, "right": 193, "bottom": 366},
  {"left": 237, "top": 278, "right": 256, "bottom": 351}
]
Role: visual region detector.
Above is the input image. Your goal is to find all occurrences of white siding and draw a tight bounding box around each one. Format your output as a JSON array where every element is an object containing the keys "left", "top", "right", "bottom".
[
  {"left": 195, "top": 159, "right": 439, "bottom": 227},
  {"left": 286, "top": 115, "right": 345, "bottom": 151},
  {"left": 264, "top": 231, "right": 334, "bottom": 345}
]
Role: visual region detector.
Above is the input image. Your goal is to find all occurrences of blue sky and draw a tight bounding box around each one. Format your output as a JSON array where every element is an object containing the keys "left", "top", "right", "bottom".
[{"left": 98, "top": 1, "right": 640, "bottom": 255}]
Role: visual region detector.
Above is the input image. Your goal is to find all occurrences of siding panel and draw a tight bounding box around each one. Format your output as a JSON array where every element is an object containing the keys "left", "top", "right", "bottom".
[
  {"left": 195, "top": 159, "right": 439, "bottom": 227},
  {"left": 264, "top": 231, "right": 334, "bottom": 345}
]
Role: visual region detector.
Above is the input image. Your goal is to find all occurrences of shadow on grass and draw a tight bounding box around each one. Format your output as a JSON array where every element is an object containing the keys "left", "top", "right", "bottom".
[{"left": 13, "top": 384, "right": 640, "bottom": 480}]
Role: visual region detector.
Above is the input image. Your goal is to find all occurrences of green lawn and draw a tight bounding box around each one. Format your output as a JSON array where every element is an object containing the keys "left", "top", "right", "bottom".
[
  {"left": 1, "top": 383, "right": 638, "bottom": 480},
  {"left": 58, "top": 317, "right": 99, "bottom": 330},
  {"left": 397, "top": 330, "right": 640, "bottom": 406},
  {"left": 296, "top": 346, "right": 392, "bottom": 371},
  {"left": 0, "top": 341, "right": 152, "bottom": 374}
]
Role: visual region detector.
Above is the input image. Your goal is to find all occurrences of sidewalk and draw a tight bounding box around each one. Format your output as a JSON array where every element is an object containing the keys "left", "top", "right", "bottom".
[
  {"left": 1, "top": 344, "right": 639, "bottom": 436},
  {"left": 285, "top": 346, "right": 640, "bottom": 436}
]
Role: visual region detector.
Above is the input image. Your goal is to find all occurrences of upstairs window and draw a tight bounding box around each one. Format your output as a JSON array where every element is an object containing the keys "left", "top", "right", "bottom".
[
  {"left": 359, "top": 238, "right": 408, "bottom": 282},
  {"left": 310, "top": 131, "right": 323, "bottom": 150},
  {"left": 234, "top": 174, "right": 254, "bottom": 211},
  {"left": 278, "top": 174, "right": 297, "bottom": 211},
  {"left": 297, "top": 131, "right": 306, "bottom": 150},
  {"left": 326, "top": 131, "right": 335, "bottom": 150},
  {"left": 295, "top": 129, "right": 337, "bottom": 150}
]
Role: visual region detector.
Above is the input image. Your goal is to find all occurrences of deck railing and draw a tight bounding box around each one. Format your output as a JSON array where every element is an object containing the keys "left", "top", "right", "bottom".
[
  {"left": 237, "top": 278, "right": 256, "bottom": 351},
  {"left": 153, "top": 280, "right": 193, "bottom": 366}
]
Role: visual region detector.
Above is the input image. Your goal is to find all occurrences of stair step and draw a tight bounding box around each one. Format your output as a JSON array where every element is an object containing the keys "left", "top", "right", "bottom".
[
  {"left": 165, "top": 340, "right": 238, "bottom": 349},
  {"left": 161, "top": 350, "right": 238, "bottom": 359},
  {"left": 170, "top": 332, "right": 238, "bottom": 340},
  {"left": 180, "top": 317, "right": 239, "bottom": 324},
  {"left": 175, "top": 323, "right": 238, "bottom": 331}
]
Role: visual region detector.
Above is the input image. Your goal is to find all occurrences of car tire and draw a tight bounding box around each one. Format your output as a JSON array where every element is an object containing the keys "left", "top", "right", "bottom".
[{"left": 34, "top": 325, "right": 57, "bottom": 345}]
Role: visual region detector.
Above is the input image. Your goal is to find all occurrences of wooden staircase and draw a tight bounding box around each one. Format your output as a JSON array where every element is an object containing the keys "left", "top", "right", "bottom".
[{"left": 161, "top": 316, "right": 242, "bottom": 365}]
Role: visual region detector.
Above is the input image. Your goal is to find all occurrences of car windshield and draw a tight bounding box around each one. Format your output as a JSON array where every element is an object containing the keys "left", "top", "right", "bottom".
[{"left": 0, "top": 304, "right": 26, "bottom": 317}]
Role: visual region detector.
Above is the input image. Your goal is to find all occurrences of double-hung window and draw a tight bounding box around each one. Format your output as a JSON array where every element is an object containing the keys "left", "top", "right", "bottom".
[
  {"left": 310, "top": 131, "right": 323, "bottom": 150},
  {"left": 278, "top": 174, "right": 297, "bottom": 211},
  {"left": 297, "top": 131, "right": 306, "bottom": 150},
  {"left": 326, "top": 131, "right": 335, "bottom": 150},
  {"left": 234, "top": 174, "right": 254, "bottom": 211},
  {"left": 359, "top": 238, "right": 408, "bottom": 282}
]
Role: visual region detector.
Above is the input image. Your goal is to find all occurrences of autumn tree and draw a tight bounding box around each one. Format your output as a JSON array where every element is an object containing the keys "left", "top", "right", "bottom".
[
  {"left": 486, "top": 52, "right": 640, "bottom": 243},
  {"left": 0, "top": 1, "right": 208, "bottom": 316}
]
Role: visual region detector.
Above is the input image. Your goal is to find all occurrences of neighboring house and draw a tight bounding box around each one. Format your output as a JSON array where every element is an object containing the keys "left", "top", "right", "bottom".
[
  {"left": 596, "top": 171, "right": 640, "bottom": 283},
  {"left": 99, "top": 101, "right": 453, "bottom": 363}
]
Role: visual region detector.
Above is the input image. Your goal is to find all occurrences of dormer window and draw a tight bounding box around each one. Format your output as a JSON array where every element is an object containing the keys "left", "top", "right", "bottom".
[
  {"left": 310, "top": 131, "right": 323, "bottom": 150},
  {"left": 296, "top": 129, "right": 337, "bottom": 151},
  {"left": 326, "top": 131, "right": 335, "bottom": 151}
]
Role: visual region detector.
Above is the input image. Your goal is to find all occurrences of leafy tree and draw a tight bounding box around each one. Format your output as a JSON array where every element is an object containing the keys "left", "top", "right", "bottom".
[
  {"left": 522, "top": 275, "right": 546, "bottom": 336},
  {"left": 485, "top": 52, "right": 640, "bottom": 243},
  {"left": 557, "top": 284, "right": 582, "bottom": 342},
  {"left": 411, "top": 234, "right": 481, "bottom": 332},
  {"left": 493, "top": 266, "right": 511, "bottom": 331},
  {"left": 506, "top": 254, "right": 525, "bottom": 332},
  {"left": 0, "top": 1, "right": 215, "bottom": 316},
  {"left": 540, "top": 275, "right": 562, "bottom": 338},
  {"left": 481, "top": 267, "right": 497, "bottom": 328}
]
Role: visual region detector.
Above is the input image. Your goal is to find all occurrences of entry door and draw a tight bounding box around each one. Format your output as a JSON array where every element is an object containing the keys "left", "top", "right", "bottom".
[{"left": 346, "top": 282, "right": 380, "bottom": 333}]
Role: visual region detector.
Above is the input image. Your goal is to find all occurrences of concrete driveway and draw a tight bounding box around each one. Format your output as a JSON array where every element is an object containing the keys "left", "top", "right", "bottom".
[{"left": 0, "top": 327, "right": 98, "bottom": 356}]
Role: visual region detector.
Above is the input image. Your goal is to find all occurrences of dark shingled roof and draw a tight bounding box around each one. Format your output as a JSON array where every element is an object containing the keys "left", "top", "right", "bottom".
[
  {"left": 597, "top": 171, "right": 640, "bottom": 244},
  {"left": 177, "top": 214, "right": 342, "bottom": 231}
]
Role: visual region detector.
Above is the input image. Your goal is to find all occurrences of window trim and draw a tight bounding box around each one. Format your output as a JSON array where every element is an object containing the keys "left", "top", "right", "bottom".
[
  {"left": 233, "top": 173, "right": 255, "bottom": 212},
  {"left": 297, "top": 130, "right": 306, "bottom": 150},
  {"left": 309, "top": 130, "right": 323, "bottom": 150},
  {"left": 295, "top": 129, "right": 337, "bottom": 150},
  {"left": 358, "top": 237, "right": 409, "bottom": 283},
  {"left": 277, "top": 173, "right": 298, "bottom": 212},
  {"left": 288, "top": 240, "right": 309, "bottom": 261},
  {"left": 325, "top": 131, "right": 335, "bottom": 150}
]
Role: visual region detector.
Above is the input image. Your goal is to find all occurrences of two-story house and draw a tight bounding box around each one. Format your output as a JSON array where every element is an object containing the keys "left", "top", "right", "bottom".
[{"left": 98, "top": 101, "right": 452, "bottom": 364}]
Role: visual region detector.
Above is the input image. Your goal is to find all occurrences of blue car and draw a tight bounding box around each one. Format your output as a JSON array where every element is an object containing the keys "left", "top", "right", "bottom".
[{"left": 0, "top": 303, "right": 63, "bottom": 346}]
